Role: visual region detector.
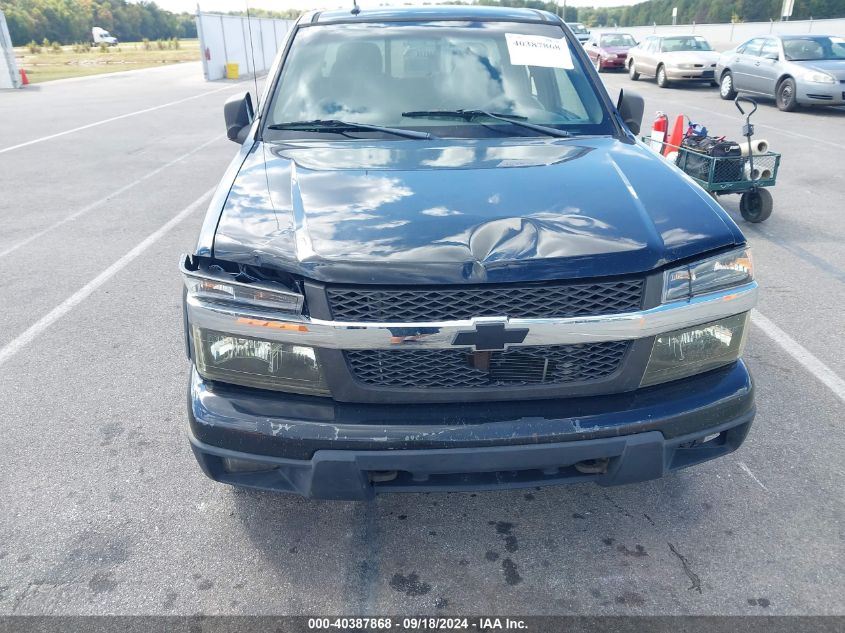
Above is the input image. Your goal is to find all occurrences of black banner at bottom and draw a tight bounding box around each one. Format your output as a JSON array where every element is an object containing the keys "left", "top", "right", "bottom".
[{"left": 0, "top": 616, "right": 843, "bottom": 633}]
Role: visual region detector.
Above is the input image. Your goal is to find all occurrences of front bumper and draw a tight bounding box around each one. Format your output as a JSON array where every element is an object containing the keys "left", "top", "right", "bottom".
[
  {"left": 665, "top": 67, "right": 716, "bottom": 81},
  {"left": 600, "top": 57, "right": 627, "bottom": 69},
  {"left": 188, "top": 360, "right": 755, "bottom": 500},
  {"left": 797, "top": 83, "right": 845, "bottom": 106}
]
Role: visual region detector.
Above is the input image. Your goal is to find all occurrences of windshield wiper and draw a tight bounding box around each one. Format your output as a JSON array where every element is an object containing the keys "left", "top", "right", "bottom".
[
  {"left": 267, "top": 119, "right": 432, "bottom": 140},
  {"left": 401, "top": 110, "right": 571, "bottom": 138}
]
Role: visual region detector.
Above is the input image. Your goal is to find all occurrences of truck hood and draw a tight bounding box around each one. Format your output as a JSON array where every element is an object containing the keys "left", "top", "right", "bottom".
[{"left": 211, "top": 136, "right": 743, "bottom": 284}]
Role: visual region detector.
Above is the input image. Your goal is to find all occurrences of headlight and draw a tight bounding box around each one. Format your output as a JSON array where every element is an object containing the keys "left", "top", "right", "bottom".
[
  {"left": 184, "top": 276, "right": 303, "bottom": 312},
  {"left": 193, "top": 326, "right": 329, "bottom": 395},
  {"left": 641, "top": 313, "right": 749, "bottom": 387},
  {"left": 675, "top": 63, "right": 695, "bottom": 69},
  {"left": 181, "top": 254, "right": 303, "bottom": 313},
  {"left": 803, "top": 70, "right": 835, "bottom": 84},
  {"left": 663, "top": 247, "right": 753, "bottom": 303}
]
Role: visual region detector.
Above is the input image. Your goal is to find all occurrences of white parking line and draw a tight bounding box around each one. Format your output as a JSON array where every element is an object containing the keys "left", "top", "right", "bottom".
[
  {"left": 752, "top": 310, "right": 845, "bottom": 403},
  {"left": 0, "top": 85, "right": 239, "bottom": 155},
  {"left": 0, "top": 188, "right": 214, "bottom": 369},
  {"left": 738, "top": 461, "right": 768, "bottom": 491},
  {"left": 0, "top": 135, "right": 223, "bottom": 259}
]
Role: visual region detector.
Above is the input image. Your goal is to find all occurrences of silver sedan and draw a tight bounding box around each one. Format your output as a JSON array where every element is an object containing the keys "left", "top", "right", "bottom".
[
  {"left": 627, "top": 35, "right": 721, "bottom": 88},
  {"left": 716, "top": 35, "right": 845, "bottom": 111}
]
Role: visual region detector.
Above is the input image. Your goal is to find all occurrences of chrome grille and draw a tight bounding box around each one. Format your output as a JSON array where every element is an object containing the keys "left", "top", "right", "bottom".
[
  {"left": 326, "top": 279, "right": 644, "bottom": 322},
  {"left": 345, "top": 342, "right": 629, "bottom": 389}
]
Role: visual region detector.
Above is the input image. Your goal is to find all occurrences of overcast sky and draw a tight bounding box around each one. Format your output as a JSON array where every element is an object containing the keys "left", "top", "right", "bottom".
[{"left": 154, "top": 0, "right": 639, "bottom": 15}]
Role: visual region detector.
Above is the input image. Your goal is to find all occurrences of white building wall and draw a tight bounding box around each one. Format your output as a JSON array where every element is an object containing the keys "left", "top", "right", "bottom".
[{"left": 196, "top": 11, "right": 294, "bottom": 81}]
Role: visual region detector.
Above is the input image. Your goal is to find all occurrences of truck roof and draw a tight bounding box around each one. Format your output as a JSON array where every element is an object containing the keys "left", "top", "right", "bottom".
[{"left": 304, "top": 5, "right": 561, "bottom": 25}]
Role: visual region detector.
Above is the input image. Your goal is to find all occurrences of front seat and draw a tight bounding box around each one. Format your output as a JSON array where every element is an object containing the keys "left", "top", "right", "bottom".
[{"left": 327, "top": 42, "right": 386, "bottom": 116}]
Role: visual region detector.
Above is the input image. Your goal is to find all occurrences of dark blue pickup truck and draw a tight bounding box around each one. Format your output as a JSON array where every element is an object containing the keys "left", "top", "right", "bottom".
[{"left": 181, "top": 6, "right": 757, "bottom": 500}]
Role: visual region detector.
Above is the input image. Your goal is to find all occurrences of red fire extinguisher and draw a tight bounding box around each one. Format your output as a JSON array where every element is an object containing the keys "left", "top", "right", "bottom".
[{"left": 650, "top": 111, "right": 668, "bottom": 152}]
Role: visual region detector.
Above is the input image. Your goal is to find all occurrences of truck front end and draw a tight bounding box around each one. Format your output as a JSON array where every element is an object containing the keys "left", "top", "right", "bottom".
[{"left": 181, "top": 7, "right": 757, "bottom": 500}]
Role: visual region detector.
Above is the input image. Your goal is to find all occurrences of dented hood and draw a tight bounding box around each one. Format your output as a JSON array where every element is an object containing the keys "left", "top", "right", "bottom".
[{"left": 212, "top": 137, "right": 743, "bottom": 284}]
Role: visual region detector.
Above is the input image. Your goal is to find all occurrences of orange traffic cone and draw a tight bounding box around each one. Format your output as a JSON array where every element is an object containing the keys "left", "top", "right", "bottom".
[
  {"left": 19, "top": 68, "right": 29, "bottom": 86},
  {"left": 649, "top": 111, "right": 668, "bottom": 152},
  {"left": 663, "top": 114, "right": 684, "bottom": 157}
]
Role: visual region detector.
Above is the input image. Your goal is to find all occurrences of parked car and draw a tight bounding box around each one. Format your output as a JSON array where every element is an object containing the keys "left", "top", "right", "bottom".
[
  {"left": 91, "top": 26, "right": 118, "bottom": 46},
  {"left": 586, "top": 32, "right": 638, "bottom": 72},
  {"left": 183, "top": 5, "right": 757, "bottom": 500},
  {"left": 717, "top": 34, "right": 845, "bottom": 111},
  {"left": 627, "top": 34, "right": 720, "bottom": 87},
  {"left": 566, "top": 22, "right": 591, "bottom": 44}
]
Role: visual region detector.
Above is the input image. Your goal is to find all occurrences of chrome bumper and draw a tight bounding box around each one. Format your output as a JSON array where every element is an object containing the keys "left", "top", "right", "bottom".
[{"left": 185, "top": 282, "right": 758, "bottom": 351}]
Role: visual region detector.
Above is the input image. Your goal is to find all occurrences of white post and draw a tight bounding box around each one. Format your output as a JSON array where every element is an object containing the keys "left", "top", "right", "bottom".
[
  {"left": 259, "top": 18, "right": 267, "bottom": 71},
  {"left": 0, "top": 8, "right": 22, "bottom": 89},
  {"left": 241, "top": 17, "right": 249, "bottom": 76},
  {"left": 220, "top": 14, "right": 229, "bottom": 68},
  {"left": 196, "top": 4, "right": 209, "bottom": 81}
]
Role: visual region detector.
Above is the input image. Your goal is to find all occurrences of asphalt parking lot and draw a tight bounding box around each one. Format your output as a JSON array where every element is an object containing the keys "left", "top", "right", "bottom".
[{"left": 0, "top": 61, "right": 843, "bottom": 616}]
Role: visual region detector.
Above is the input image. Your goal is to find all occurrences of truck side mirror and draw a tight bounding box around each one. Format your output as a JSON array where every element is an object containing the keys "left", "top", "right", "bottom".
[
  {"left": 224, "top": 92, "right": 254, "bottom": 143},
  {"left": 616, "top": 89, "right": 644, "bottom": 136}
]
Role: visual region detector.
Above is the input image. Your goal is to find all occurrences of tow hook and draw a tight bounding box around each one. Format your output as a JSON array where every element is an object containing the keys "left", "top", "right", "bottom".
[
  {"left": 574, "top": 458, "right": 610, "bottom": 475},
  {"left": 368, "top": 470, "right": 399, "bottom": 483}
]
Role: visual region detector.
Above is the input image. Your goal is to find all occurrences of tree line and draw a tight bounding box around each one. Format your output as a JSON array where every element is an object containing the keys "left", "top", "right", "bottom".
[
  {"left": 1, "top": 0, "right": 199, "bottom": 45},
  {"left": 3, "top": 0, "right": 843, "bottom": 46},
  {"left": 575, "top": 0, "right": 845, "bottom": 27},
  {"left": 0, "top": 0, "right": 300, "bottom": 46},
  {"left": 450, "top": 0, "right": 844, "bottom": 26}
]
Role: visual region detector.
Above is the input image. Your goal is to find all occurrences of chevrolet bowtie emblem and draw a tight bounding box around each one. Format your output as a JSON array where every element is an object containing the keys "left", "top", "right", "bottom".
[{"left": 452, "top": 323, "right": 529, "bottom": 351}]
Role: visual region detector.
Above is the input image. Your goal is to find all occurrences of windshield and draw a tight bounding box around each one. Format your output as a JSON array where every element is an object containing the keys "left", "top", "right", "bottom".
[
  {"left": 265, "top": 20, "right": 611, "bottom": 140},
  {"left": 600, "top": 34, "right": 636, "bottom": 48},
  {"left": 783, "top": 36, "right": 845, "bottom": 61},
  {"left": 661, "top": 36, "right": 712, "bottom": 52},
  {"left": 568, "top": 23, "right": 588, "bottom": 35}
]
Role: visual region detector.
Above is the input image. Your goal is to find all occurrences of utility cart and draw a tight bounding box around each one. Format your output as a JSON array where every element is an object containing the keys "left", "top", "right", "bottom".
[{"left": 646, "top": 97, "right": 781, "bottom": 223}]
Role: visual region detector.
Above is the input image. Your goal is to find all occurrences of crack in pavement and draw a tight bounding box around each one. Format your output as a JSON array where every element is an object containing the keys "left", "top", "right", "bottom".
[{"left": 668, "top": 543, "right": 702, "bottom": 594}]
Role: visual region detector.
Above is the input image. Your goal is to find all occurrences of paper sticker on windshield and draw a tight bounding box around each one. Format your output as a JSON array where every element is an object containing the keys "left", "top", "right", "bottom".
[{"left": 505, "top": 33, "right": 574, "bottom": 69}]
